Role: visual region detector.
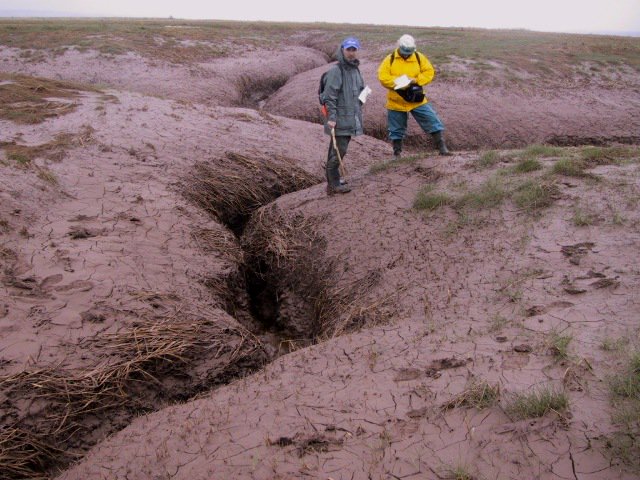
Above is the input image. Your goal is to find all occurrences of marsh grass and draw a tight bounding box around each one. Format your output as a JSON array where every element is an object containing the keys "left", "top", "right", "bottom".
[
  {"left": 369, "top": 154, "right": 423, "bottom": 174},
  {"left": 519, "top": 144, "right": 565, "bottom": 159},
  {"left": 551, "top": 158, "right": 590, "bottom": 177},
  {"left": 2, "top": 19, "right": 639, "bottom": 76},
  {"left": 572, "top": 207, "right": 598, "bottom": 226},
  {"left": 0, "top": 73, "right": 99, "bottom": 124},
  {"left": 600, "top": 337, "right": 629, "bottom": 352},
  {"left": 442, "top": 379, "right": 500, "bottom": 410},
  {"left": 413, "top": 185, "right": 453, "bottom": 211},
  {"left": 506, "top": 386, "right": 569, "bottom": 419},
  {"left": 476, "top": 150, "right": 501, "bottom": 169},
  {"left": 455, "top": 177, "right": 506, "bottom": 210},
  {"left": 37, "top": 168, "right": 58, "bottom": 185},
  {"left": 488, "top": 314, "right": 508, "bottom": 333},
  {"left": 511, "top": 158, "right": 543, "bottom": 173},
  {"left": 607, "top": 350, "right": 640, "bottom": 468},
  {"left": 445, "top": 465, "right": 476, "bottom": 480},
  {"left": 579, "top": 145, "right": 640, "bottom": 166},
  {"left": 547, "top": 330, "right": 572, "bottom": 360},
  {"left": 512, "top": 179, "right": 558, "bottom": 211}
]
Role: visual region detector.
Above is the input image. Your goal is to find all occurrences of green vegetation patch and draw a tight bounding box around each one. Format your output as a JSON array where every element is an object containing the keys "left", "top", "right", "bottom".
[
  {"left": 511, "top": 157, "right": 543, "bottom": 174},
  {"left": 413, "top": 185, "right": 453, "bottom": 211},
  {"left": 476, "top": 150, "right": 501, "bottom": 169},
  {"left": 551, "top": 158, "right": 590, "bottom": 177},
  {"left": 506, "top": 386, "right": 569, "bottom": 419},
  {"left": 455, "top": 177, "right": 507, "bottom": 210},
  {"left": 607, "top": 350, "right": 640, "bottom": 468},
  {"left": 512, "top": 179, "right": 559, "bottom": 211},
  {"left": 547, "top": 330, "right": 572, "bottom": 360}
]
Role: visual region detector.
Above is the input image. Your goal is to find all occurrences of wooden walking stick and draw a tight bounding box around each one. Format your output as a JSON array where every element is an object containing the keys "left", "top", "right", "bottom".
[{"left": 331, "top": 127, "right": 347, "bottom": 179}]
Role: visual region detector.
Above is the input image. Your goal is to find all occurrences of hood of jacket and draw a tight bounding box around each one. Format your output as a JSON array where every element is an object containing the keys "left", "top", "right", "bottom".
[{"left": 336, "top": 47, "right": 360, "bottom": 69}]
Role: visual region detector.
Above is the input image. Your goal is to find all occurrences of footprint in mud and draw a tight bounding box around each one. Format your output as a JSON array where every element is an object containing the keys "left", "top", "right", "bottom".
[
  {"left": 560, "top": 242, "right": 595, "bottom": 265},
  {"left": 39, "top": 273, "right": 64, "bottom": 290},
  {"left": 54, "top": 280, "right": 94, "bottom": 293},
  {"left": 526, "top": 301, "right": 574, "bottom": 316},
  {"left": 67, "top": 226, "right": 100, "bottom": 239}
]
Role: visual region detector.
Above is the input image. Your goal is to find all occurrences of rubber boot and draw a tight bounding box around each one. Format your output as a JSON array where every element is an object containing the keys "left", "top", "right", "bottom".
[
  {"left": 326, "top": 163, "right": 351, "bottom": 196},
  {"left": 392, "top": 139, "right": 403, "bottom": 160},
  {"left": 431, "top": 130, "right": 452, "bottom": 156}
]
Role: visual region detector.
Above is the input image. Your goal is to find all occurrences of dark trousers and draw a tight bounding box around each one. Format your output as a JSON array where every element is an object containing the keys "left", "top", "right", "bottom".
[{"left": 326, "top": 135, "right": 351, "bottom": 187}]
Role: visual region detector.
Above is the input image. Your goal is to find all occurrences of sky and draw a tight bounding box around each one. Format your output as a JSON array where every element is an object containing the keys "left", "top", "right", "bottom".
[{"left": 1, "top": 0, "right": 640, "bottom": 35}]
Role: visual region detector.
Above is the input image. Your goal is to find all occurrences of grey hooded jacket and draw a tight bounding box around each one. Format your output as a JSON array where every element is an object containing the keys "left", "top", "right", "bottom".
[{"left": 320, "top": 48, "right": 365, "bottom": 137}]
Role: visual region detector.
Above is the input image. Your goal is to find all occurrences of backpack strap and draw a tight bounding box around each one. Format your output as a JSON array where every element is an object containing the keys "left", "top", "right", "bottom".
[{"left": 390, "top": 50, "right": 422, "bottom": 68}]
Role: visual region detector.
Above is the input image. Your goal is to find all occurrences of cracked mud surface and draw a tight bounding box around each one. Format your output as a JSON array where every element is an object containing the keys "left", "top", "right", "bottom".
[{"left": 1, "top": 23, "right": 639, "bottom": 480}]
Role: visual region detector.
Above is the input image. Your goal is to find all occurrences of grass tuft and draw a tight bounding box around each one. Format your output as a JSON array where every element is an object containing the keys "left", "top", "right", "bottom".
[
  {"left": 551, "top": 158, "right": 589, "bottom": 177},
  {"left": 442, "top": 379, "right": 500, "bottom": 410},
  {"left": 548, "top": 329, "right": 572, "bottom": 360},
  {"left": 512, "top": 179, "right": 558, "bottom": 211},
  {"left": 476, "top": 150, "right": 501, "bottom": 169},
  {"left": 571, "top": 207, "right": 598, "bottom": 226},
  {"left": 607, "top": 350, "right": 640, "bottom": 467},
  {"left": 506, "top": 386, "right": 569, "bottom": 419},
  {"left": 455, "top": 177, "right": 506, "bottom": 210},
  {"left": 520, "top": 144, "right": 564, "bottom": 159},
  {"left": 512, "top": 157, "right": 543, "bottom": 173},
  {"left": 413, "top": 185, "right": 453, "bottom": 211}
]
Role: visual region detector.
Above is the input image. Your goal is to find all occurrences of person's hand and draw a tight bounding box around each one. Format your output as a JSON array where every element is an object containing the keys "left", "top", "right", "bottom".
[{"left": 327, "top": 120, "right": 336, "bottom": 129}]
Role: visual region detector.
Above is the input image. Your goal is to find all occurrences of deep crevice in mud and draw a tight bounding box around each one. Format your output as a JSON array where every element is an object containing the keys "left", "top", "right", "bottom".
[
  {"left": 183, "top": 152, "right": 323, "bottom": 349},
  {"left": 235, "top": 73, "right": 290, "bottom": 109}
]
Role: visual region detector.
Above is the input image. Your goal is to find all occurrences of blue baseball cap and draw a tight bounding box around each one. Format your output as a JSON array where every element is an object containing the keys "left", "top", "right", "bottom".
[{"left": 341, "top": 37, "right": 361, "bottom": 50}]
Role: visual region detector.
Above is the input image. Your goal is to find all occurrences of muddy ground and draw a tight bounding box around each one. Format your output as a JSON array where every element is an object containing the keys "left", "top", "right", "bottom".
[{"left": 0, "top": 20, "right": 639, "bottom": 480}]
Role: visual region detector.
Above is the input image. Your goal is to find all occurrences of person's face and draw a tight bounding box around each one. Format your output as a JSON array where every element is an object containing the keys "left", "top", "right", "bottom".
[
  {"left": 343, "top": 46, "right": 358, "bottom": 61},
  {"left": 399, "top": 49, "right": 415, "bottom": 60}
]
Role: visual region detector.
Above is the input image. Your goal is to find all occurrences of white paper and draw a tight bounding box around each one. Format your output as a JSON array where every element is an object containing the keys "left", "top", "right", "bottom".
[
  {"left": 393, "top": 75, "right": 411, "bottom": 90},
  {"left": 358, "top": 85, "right": 372, "bottom": 103}
]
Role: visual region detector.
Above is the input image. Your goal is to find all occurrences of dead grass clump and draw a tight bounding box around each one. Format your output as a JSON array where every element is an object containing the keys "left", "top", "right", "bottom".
[
  {"left": 0, "top": 303, "right": 264, "bottom": 478},
  {"left": 0, "top": 73, "right": 99, "bottom": 124},
  {"left": 441, "top": 379, "right": 501, "bottom": 410},
  {"left": 0, "top": 427, "right": 68, "bottom": 480},
  {"left": 242, "top": 205, "right": 396, "bottom": 340},
  {"left": 1, "top": 127, "right": 95, "bottom": 168},
  {"left": 191, "top": 227, "right": 244, "bottom": 262},
  {"left": 183, "top": 151, "right": 320, "bottom": 234}
]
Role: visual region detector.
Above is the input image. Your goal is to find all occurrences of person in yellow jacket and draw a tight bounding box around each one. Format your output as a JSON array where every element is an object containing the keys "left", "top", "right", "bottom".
[{"left": 377, "top": 34, "right": 451, "bottom": 158}]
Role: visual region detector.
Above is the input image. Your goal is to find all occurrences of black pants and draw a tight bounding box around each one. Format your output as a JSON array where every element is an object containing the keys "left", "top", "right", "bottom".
[{"left": 326, "top": 135, "right": 351, "bottom": 187}]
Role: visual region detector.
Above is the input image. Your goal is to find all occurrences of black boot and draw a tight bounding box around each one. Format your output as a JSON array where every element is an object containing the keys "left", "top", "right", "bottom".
[
  {"left": 392, "top": 139, "right": 403, "bottom": 160},
  {"left": 431, "top": 130, "right": 452, "bottom": 156},
  {"left": 326, "top": 164, "right": 351, "bottom": 195}
]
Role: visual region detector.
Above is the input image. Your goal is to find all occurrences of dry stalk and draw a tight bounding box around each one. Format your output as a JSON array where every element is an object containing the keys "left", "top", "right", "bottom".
[
  {"left": 183, "top": 151, "right": 320, "bottom": 230},
  {"left": 0, "top": 301, "right": 264, "bottom": 478},
  {"left": 441, "top": 380, "right": 501, "bottom": 411}
]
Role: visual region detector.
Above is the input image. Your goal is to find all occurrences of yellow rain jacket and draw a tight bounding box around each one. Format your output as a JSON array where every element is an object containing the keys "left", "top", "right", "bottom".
[{"left": 377, "top": 49, "right": 435, "bottom": 112}]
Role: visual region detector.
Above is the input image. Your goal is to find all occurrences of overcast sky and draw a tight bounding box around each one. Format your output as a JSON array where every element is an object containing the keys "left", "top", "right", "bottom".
[{"left": 2, "top": 0, "right": 639, "bottom": 35}]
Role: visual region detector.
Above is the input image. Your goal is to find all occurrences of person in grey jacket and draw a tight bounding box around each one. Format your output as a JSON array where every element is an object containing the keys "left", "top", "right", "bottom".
[{"left": 320, "top": 36, "right": 365, "bottom": 195}]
